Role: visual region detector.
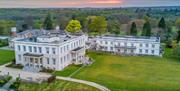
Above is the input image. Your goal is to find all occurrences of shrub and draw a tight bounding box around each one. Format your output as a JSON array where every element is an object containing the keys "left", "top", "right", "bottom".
[
  {"left": 6, "top": 63, "right": 23, "bottom": 69},
  {"left": 40, "top": 67, "right": 54, "bottom": 73},
  {"left": 47, "top": 75, "right": 56, "bottom": 83},
  {"left": 0, "top": 75, "right": 12, "bottom": 87},
  {"left": 0, "top": 80, "right": 5, "bottom": 86},
  {"left": 173, "top": 44, "right": 180, "bottom": 56},
  {"left": 10, "top": 77, "right": 21, "bottom": 89}
]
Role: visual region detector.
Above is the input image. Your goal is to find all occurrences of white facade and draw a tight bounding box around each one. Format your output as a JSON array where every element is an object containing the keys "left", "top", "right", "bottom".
[
  {"left": 14, "top": 34, "right": 88, "bottom": 71},
  {"left": 90, "top": 36, "right": 161, "bottom": 56}
]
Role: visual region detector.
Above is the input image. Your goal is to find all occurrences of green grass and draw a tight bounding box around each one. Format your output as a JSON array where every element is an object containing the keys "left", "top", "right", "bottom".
[
  {"left": 0, "top": 49, "right": 14, "bottom": 65},
  {"left": 19, "top": 80, "right": 100, "bottom": 91},
  {"left": 53, "top": 64, "right": 82, "bottom": 77},
  {"left": 71, "top": 50, "right": 180, "bottom": 91}
]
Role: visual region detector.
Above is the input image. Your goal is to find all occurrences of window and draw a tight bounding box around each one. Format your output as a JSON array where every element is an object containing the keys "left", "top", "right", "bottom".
[
  {"left": 110, "top": 47, "right": 113, "bottom": 50},
  {"left": 131, "top": 50, "right": 134, "bottom": 53},
  {"left": 61, "top": 47, "right": 63, "bottom": 53},
  {"left": 61, "top": 58, "right": 63, "bottom": 64},
  {"left": 38, "top": 47, "right": 42, "bottom": 53},
  {"left": 105, "top": 41, "right": 108, "bottom": 44},
  {"left": 145, "top": 50, "right": 148, "bottom": 53},
  {"left": 125, "top": 43, "right": 127, "bottom": 46},
  {"left": 47, "top": 58, "right": 49, "bottom": 64},
  {"left": 111, "top": 42, "right": 113, "bottom": 45},
  {"left": 139, "top": 49, "right": 142, "bottom": 53},
  {"left": 52, "top": 48, "right": 56, "bottom": 54},
  {"left": 18, "top": 55, "right": 21, "bottom": 61},
  {"left": 151, "top": 50, "right": 155, "bottom": 54},
  {"left": 40, "top": 58, "right": 43, "bottom": 64},
  {"left": 64, "top": 56, "right": 66, "bottom": 61},
  {"left": 71, "top": 44, "right": 73, "bottom": 49},
  {"left": 34, "top": 47, "right": 37, "bottom": 53},
  {"left": 53, "top": 58, "right": 56, "bottom": 65},
  {"left": 124, "top": 49, "right": 127, "bottom": 52},
  {"left": 152, "top": 44, "right": 155, "bottom": 48},
  {"left": 146, "top": 44, "right": 149, "bottom": 47},
  {"left": 131, "top": 43, "right": 134, "bottom": 47},
  {"left": 46, "top": 47, "right": 49, "bottom": 54},
  {"left": 18, "top": 45, "right": 21, "bottom": 51},
  {"left": 140, "top": 44, "right": 143, "bottom": 47},
  {"left": 23, "top": 46, "right": 26, "bottom": 51},
  {"left": 67, "top": 45, "right": 69, "bottom": 51},
  {"left": 64, "top": 46, "right": 66, "bottom": 52},
  {"left": 29, "top": 46, "right": 32, "bottom": 52}
]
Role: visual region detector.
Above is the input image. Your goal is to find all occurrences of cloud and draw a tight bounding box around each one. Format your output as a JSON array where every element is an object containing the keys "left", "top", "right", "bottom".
[{"left": 0, "top": 0, "right": 179, "bottom": 8}]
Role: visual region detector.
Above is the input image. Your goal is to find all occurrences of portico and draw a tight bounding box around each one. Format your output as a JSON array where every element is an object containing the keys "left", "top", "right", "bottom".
[
  {"left": 23, "top": 53, "right": 44, "bottom": 72},
  {"left": 71, "top": 47, "right": 85, "bottom": 64}
]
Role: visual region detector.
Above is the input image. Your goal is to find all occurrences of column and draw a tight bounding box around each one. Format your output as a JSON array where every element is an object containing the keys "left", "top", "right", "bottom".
[
  {"left": 28, "top": 57, "right": 30, "bottom": 67},
  {"left": 38, "top": 58, "right": 40, "bottom": 68},
  {"left": 33, "top": 57, "right": 35, "bottom": 68}
]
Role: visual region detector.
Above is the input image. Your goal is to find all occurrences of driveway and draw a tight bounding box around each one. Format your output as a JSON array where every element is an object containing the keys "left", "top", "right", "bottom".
[
  {"left": 0, "top": 67, "right": 51, "bottom": 82},
  {"left": 0, "top": 66, "right": 110, "bottom": 91}
]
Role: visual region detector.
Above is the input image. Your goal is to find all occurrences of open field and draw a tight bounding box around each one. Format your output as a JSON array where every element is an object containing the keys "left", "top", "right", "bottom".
[
  {"left": 69, "top": 50, "right": 180, "bottom": 91},
  {"left": 19, "top": 80, "right": 100, "bottom": 91},
  {"left": 0, "top": 49, "right": 14, "bottom": 65}
]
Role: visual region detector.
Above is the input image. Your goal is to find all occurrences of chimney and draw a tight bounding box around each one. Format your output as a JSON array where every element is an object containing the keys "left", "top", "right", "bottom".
[
  {"left": 11, "top": 27, "right": 17, "bottom": 37},
  {"left": 55, "top": 25, "right": 60, "bottom": 30}
]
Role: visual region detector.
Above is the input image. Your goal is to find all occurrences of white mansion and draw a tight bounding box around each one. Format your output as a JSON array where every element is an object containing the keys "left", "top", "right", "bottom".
[
  {"left": 12, "top": 27, "right": 161, "bottom": 72},
  {"left": 14, "top": 29, "right": 88, "bottom": 71},
  {"left": 88, "top": 35, "right": 161, "bottom": 56}
]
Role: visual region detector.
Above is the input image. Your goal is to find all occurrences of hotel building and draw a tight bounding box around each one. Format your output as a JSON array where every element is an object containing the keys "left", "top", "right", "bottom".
[
  {"left": 89, "top": 35, "right": 161, "bottom": 56},
  {"left": 14, "top": 31, "right": 88, "bottom": 71}
]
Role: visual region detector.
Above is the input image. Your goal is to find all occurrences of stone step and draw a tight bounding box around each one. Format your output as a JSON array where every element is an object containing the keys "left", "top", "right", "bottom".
[{"left": 23, "top": 66, "right": 40, "bottom": 73}]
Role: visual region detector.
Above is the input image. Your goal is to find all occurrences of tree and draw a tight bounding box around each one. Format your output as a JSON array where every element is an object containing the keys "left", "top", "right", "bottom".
[
  {"left": 65, "top": 20, "right": 82, "bottom": 34},
  {"left": 175, "top": 18, "right": 180, "bottom": 43},
  {"left": 0, "top": 20, "right": 16, "bottom": 35},
  {"left": 24, "top": 15, "right": 34, "bottom": 29},
  {"left": 142, "top": 21, "right": 151, "bottom": 36},
  {"left": 107, "top": 20, "right": 121, "bottom": 35},
  {"left": 130, "top": 22, "right": 137, "bottom": 36},
  {"left": 165, "top": 27, "right": 173, "bottom": 48},
  {"left": 173, "top": 44, "right": 180, "bottom": 56},
  {"left": 34, "top": 20, "right": 42, "bottom": 29},
  {"left": 56, "top": 15, "right": 70, "bottom": 30},
  {"left": 87, "top": 16, "right": 107, "bottom": 35},
  {"left": 43, "top": 13, "right": 53, "bottom": 30},
  {"left": 175, "top": 18, "right": 180, "bottom": 28},
  {"left": 158, "top": 17, "right": 166, "bottom": 29},
  {"left": 177, "top": 30, "right": 180, "bottom": 43}
]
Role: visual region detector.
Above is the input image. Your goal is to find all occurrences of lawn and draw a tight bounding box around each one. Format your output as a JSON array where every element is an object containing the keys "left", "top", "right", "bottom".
[
  {"left": 19, "top": 80, "right": 100, "bottom": 91},
  {"left": 0, "top": 49, "right": 14, "bottom": 65},
  {"left": 53, "top": 64, "right": 82, "bottom": 77},
  {"left": 70, "top": 50, "right": 180, "bottom": 91}
]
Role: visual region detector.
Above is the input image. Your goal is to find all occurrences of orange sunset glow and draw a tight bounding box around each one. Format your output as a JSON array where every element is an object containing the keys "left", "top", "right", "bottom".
[{"left": 0, "top": 0, "right": 179, "bottom": 8}]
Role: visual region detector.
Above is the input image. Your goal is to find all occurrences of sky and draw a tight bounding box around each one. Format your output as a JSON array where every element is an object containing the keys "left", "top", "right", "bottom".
[{"left": 0, "top": 0, "right": 180, "bottom": 8}]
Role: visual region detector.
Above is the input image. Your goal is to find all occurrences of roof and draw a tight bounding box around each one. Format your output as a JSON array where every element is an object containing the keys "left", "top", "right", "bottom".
[
  {"left": 23, "top": 53, "right": 43, "bottom": 57},
  {"left": 72, "top": 47, "right": 84, "bottom": 52},
  {"left": 95, "top": 35, "right": 160, "bottom": 42}
]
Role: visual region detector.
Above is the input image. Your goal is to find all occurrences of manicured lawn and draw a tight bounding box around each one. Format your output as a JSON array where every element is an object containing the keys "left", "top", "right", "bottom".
[
  {"left": 71, "top": 50, "right": 180, "bottom": 91},
  {"left": 53, "top": 64, "right": 82, "bottom": 77},
  {"left": 19, "top": 80, "right": 100, "bottom": 91},
  {"left": 0, "top": 49, "right": 14, "bottom": 65}
]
